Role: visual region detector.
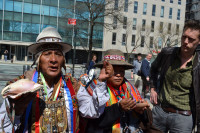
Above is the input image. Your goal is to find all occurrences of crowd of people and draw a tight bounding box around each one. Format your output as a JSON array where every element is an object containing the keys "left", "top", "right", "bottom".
[{"left": 0, "top": 19, "right": 200, "bottom": 133}]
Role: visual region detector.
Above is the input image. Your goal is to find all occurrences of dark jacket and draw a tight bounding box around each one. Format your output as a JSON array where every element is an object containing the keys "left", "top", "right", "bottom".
[
  {"left": 86, "top": 103, "right": 122, "bottom": 133},
  {"left": 87, "top": 61, "right": 96, "bottom": 74},
  {"left": 141, "top": 59, "right": 151, "bottom": 78},
  {"left": 150, "top": 47, "right": 200, "bottom": 133}
]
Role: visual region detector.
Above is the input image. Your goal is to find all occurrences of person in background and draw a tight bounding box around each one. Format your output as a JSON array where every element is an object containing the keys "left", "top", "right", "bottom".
[
  {"left": 87, "top": 54, "right": 97, "bottom": 80},
  {"left": 141, "top": 53, "right": 152, "bottom": 98},
  {"left": 4, "top": 50, "right": 8, "bottom": 62},
  {"left": 131, "top": 53, "right": 143, "bottom": 94},
  {"left": 87, "top": 54, "right": 97, "bottom": 74},
  {"left": 150, "top": 20, "right": 200, "bottom": 133}
]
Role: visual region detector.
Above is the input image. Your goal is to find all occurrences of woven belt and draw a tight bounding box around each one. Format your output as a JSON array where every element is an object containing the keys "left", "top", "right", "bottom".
[{"left": 162, "top": 106, "right": 191, "bottom": 116}]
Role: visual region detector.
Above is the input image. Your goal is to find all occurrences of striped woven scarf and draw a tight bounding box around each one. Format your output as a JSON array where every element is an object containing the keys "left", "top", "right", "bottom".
[{"left": 106, "top": 78, "right": 142, "bottom": 133}]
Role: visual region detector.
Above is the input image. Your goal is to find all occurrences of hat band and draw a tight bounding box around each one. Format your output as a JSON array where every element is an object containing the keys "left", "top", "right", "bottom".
[
  {"left": 104, "top": 55, "right": 125, "bottom": 61},
  {"left": 36, "top": 43, "right": 63, "bottom": 54},
  {"left": 38, "top": 37, "right": 62, "bottom": 43}
]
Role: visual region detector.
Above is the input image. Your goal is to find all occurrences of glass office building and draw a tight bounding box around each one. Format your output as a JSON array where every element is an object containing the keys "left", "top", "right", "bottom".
[{"left": 0, "top": 0, "right": 103, "bottom": 63}]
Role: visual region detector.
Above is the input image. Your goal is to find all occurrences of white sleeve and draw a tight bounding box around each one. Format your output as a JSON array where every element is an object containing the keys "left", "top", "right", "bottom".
[
  {"left": 77, "top": 80, "right": 110, "bottom": 118},
  {"left": 0, "top": 99, "right": 22, "bottom": 133}
]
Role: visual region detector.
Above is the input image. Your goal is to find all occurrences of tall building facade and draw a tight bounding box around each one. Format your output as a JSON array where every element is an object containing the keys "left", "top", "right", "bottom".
[
  {"left": 0, "top": 0, "right": 186, "bottom": 63},
  {"left": 103, "top": 0, "right": 186, "bottom": 59},
  {"left": 185, "top": 0, "right": 200, "bottom": 21},
  {"left": 0, "top": 0, "right": 104, "bottom": 63}
]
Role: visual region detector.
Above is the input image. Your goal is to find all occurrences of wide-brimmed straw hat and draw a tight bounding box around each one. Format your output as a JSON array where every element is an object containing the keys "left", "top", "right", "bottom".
[
  {"left": 95, "top": 49, "right": 133, "bottom": 70},
  {"left": 28, "top": 27, "right": 72, "bottom": 54}
]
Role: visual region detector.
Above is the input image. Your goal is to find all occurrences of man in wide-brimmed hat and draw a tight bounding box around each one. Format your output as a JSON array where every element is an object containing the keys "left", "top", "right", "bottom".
[
  {"left": 0, "top": 27, "right": 112, "bottom": 133},
  {"left": 78, "top": 49, "right": 150, "bottom": 133},
  {"left": 0, "top": 27, "right": 81, "bottom": 132}
]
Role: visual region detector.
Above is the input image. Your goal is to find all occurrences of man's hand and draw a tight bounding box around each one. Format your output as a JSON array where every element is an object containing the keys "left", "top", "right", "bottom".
[
  {"left": 150, "top": 88, "right": 158, "bottom": 105},
  {"left": 8, "top": 92, "right": 37, "bottom": 115},
  {"left": 119, "top": 98, "right": 136, "bottom": 112},
  {"left": 146, "top": 76, "right": 149, "bottom": 81},
  {"left": 134, "top": 100, "right": 149, "bottom": 114},
  {"left": 98, "top": 61, "right": 114, "bottom": 82}
]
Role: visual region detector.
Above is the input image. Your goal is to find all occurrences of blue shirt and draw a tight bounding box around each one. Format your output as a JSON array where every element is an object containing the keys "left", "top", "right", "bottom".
[
  {"left": 87, "top": 60, "right": 96, "bottom": 74},
  {"left": 132, "top": 59, "right": 142, "bottom": 74}
]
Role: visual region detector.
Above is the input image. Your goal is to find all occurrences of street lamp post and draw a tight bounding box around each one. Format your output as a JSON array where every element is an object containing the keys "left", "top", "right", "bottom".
[{"left": 72, "top": 0, "right": 76, "bottom": 77}]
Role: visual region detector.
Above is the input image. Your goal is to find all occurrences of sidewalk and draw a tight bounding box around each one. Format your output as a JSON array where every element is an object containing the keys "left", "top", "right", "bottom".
[
  {"left": 0, "top": 59, "right": 86, "bottom": 68},
  {"left": 0, "top": 59, "right": 33, "bottom": 65}
]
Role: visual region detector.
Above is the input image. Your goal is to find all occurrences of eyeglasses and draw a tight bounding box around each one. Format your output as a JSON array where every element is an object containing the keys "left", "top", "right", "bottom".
[{"left": 113, "top": 70, "right": 125, "bottom": 76}]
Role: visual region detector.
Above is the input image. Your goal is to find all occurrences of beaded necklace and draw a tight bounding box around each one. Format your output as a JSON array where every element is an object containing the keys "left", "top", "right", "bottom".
[
  {"left": 23, "top": 71, "right": 68, "bottom": 133},
  {"left": 38, "top": 73, "right": 68, "bottom": 132},
  {"left": 39, "top": 72, "right": 62, "bottom": 101}
]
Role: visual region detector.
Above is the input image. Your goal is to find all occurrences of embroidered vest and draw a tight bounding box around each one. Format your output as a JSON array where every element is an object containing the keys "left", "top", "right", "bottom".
[{"left": 13, "top": 70, "right": 79, "bottom": 133}]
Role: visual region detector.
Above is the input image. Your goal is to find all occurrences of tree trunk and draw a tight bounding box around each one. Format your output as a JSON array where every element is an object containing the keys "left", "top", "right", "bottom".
[{"left": 86, "top": 24, "right": 94, "bottom": 69}]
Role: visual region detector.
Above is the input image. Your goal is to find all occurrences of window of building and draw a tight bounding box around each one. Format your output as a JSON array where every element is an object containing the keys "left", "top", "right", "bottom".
[
  {"left": 158, "top": 37, "right": 162, "bottom": 48},
  {"left": 122, "top": 34, "right": 126, "bottom": 45},
  {"left": 114, "top": 0, "right": 118, "bottom": 10},
  {"left": 14, "top": 2, "right": 22, "bottom": 12},
  {"left": 170, "top": 0, "right": 173, "bottom": 3},
  {"left": 32, "top": 23, "right": 40, "bottom": 34},
  {"left": 177, "top": 9, "right": 181, "bottom": 20},
  {"left": 132, "top": 35, "right": 135, "bottom": 46},
  {"left": 150, "top": 37, "right": 154, "bottom": 48},
  {"left": 33, "top": 4, "right": 40, "bottom": 15},
  {"left": 167, "top": 38, "right": 170, "bottom": 46},
  {"left": 133, "top": 18, "right": 137, "bottom": 30},
  {"left": 124, "top": 0, "right": 128, "bottom": 12},
  {"left": 42, "top": 5, "right": 50, "bottom": 16},
  {"left": 141, "top": 36, "right": 145, "bottom": 47},
  {"left": 24, "top": 3, "right": 32, "bottom": 13},
  {"left": 113, "top": 16, "right": 117, "bottom": 29},
  {"left": 168, "top": 23, "right": 171, "bottom": 34},
  {"left": 13, "top": 21, "right": 21, "bottom": 32},
  {"left": 142, "top": 19, "right": 146, "bottom": 31},
  {"left": 143, "top": 3, "right": 147, "bottom": 15},
  {"left": 178, "top": 0, "right": 181, "bottom": 5},
  {"left": 23, "top": 14, "right": 32, "bottom": 23},
  {"left": 5, "top": 0, "right": 14, "bottom": 11},
  {"left": 134, "top": 1, "right": 138, "bottom": 13},
  {"left": 22, "top": 22, "right": 32, "bottom": 33},
  {"left": 176, "top": 24, "right": 179, "bottom": 35},
  {"left": 112, "top": 33, "right": 116, "bottom": 45},
  {"left": 159, "top": 22, "right": 163, "bottom": 33},
  {"left": 50, "top": 8, "right": 58, "bottom": 17},
  {"left": 152, "top": 5, "right": 156, "bottom": 16},
  {"left": 151, "top": 21, "right": 155, "bottom": 32},
  {"left": 0, "top": 1, "right": 3, "bottom": 10},
  {"left": 160, "top": 6, "right": 164, "bottom": 17},
  {"left": 14, "top": 12, "right": 22, "bottom": 21},
  {"left": 169, "top": 8, "right": 173, "bottom": 19},
  {"left": 175, "top": 39, "right": 178, "bottom": 46},
  {"left": 123, "top": 17, "right": 127, "bottom": 29}
]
